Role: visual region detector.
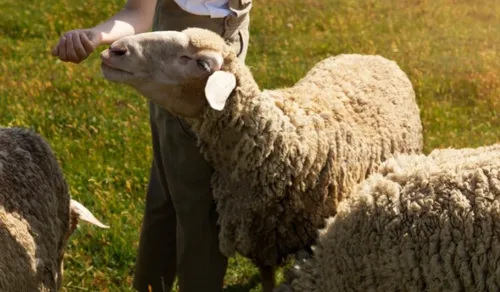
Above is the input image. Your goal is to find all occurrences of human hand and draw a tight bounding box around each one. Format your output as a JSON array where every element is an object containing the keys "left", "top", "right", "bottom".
[{"left": 51, "top": 29, "right": 102, "bottom": 63}]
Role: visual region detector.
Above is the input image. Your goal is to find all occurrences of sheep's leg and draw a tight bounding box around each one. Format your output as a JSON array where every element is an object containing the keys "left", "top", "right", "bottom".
[{"left": 259, "top": 264, "right": 276, "bottom": 292}]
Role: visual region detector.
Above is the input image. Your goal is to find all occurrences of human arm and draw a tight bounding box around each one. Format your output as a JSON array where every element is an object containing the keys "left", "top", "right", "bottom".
[{"left": 51, "top": 0, "right": 157, "bottom": 63}]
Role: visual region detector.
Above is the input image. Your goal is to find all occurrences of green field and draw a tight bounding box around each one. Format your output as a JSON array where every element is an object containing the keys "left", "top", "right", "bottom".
[{"left": 1, "top": 0, "right": 499, "bottom": 291}]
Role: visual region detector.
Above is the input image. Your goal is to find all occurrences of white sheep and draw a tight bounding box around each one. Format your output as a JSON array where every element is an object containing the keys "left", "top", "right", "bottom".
[
  {"left": 0, "top": 127, "right": 108, "bottom": 292},
  {"left": 99, "top": 28, "right": 423, "bottom": 291},
  {"left": 277, "top": 143, "right": 500, "bottom": 292}
]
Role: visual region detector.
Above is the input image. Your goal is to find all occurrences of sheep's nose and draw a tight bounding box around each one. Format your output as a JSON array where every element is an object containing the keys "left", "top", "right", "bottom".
[{"left": 109, "top": 46, "right": 128, "bottom": 56}]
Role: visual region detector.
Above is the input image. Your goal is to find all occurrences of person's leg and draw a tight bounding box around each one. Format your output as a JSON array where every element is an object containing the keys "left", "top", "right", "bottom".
[
  {"left": 157, "top": 105, "right": 228, "bottom": 292},
  {"left": 133, "top": 103, "right": 178, "bottom": 292},
  {"left": 161, "top": 19, "right": 250, "bottom": 292}
]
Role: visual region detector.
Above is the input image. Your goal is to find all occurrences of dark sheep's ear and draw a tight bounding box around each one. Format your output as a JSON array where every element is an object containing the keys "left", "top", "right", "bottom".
[{"left": 204, "top": 71, "right": 236, "bottom": 111}]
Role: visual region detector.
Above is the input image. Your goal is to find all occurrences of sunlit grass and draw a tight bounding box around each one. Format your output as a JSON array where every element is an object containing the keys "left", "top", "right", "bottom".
[{"left": 1, "top": 0, "right": 498, "bottom": 291}]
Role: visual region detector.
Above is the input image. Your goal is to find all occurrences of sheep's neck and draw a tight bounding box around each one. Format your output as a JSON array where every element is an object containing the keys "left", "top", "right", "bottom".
[{"left": 192, "top": 66, "right": 309, "bottom": 183}]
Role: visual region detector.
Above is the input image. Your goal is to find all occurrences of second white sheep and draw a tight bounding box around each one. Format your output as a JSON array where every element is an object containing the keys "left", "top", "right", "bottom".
[{"left": 277, "top": 143, "right": 500, "bottom": 292}]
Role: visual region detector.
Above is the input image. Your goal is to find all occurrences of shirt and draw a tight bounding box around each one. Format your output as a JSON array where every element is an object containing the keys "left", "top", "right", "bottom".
[{"left": 173, "top": 0, "right": 232, "bottom": 18}]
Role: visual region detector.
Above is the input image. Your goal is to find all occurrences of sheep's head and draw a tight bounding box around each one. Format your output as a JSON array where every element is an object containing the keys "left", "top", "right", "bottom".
[{"left": 100, "top": 28, "right": 239, "bottom": 118}]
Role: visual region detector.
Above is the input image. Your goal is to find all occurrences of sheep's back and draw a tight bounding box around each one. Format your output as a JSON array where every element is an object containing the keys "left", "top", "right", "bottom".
[
  {"left": 286, "top": 143, "right": 500, "bottom": 292},
  {"left": 264, "top": 53, "right": 423, "bottom": 214},
  {"left": 283, "top": 53, "right": 422, "bottom": 157},
  {"left": 0, "top": 127, "right": 70, "bottom": 291}
]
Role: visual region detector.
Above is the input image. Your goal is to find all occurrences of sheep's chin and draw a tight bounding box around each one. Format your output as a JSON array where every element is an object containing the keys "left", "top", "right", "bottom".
[{"left": 100, "top": 62, "right": 134, "bottom": 83}]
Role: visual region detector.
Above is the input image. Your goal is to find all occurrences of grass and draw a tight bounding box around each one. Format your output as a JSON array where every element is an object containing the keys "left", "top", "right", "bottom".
[{"left": 0, "top": 0, "right": 499, "bottom": 291}]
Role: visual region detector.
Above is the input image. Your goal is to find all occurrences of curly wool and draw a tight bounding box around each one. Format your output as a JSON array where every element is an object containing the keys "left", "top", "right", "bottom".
[
  {"left": 279, "top": 143, "right": 500, "bottom": 292},
  {"left": 187, "top": 43, "right": 423, "bottom": 267},
  {"left": 0, "top": 127, "right": 70, "bottom": 292}
]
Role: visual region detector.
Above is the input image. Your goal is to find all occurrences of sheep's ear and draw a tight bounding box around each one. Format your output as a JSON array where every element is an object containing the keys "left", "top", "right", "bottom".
[
  {"left": 204, "top": 71, "right": 236, "bottom": 111},
  {"left": 70, "top": 199, "right": 109, "bottom": 229}
]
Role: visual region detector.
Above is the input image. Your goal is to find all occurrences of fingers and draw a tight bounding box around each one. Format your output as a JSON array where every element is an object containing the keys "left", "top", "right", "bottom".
[
  {"left": 52, "top": 30, "right": 98, "bottom": 63},
  {"left": 80, "top": 32, "right": 96, "bottom": 55},
  {"left": 65, "top": 33, "right": 80, "bottom": 62},
  {"left": 57, "top": 35, "right": 68, "bottom": 62},
  {"left": 72, "top": 33, "right": 88, "bottom": 62}
]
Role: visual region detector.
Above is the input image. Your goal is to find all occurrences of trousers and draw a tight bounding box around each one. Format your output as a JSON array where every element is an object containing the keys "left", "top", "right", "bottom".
[{"left": 132, "top": 0, "right": 251, "bottom": 291}]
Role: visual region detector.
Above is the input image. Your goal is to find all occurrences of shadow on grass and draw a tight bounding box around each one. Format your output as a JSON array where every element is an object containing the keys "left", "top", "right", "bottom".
[{"left": 223, "top": 274, "right": 261, "bottom": 292}]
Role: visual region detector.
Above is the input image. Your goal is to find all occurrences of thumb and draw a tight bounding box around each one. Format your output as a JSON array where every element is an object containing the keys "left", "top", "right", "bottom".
[{"left": 85, "top": 30, "right": 102, "bottom": 47}]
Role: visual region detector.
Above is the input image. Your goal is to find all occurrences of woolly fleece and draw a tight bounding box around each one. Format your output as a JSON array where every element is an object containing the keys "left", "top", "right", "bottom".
[
  {"left": 183, "top": 29, "right": 424, "bottom": 267},
  {"left": 278, "top": 143, "right": 500, "bottom": 292},
  {"left": 0, "top": 127, "right": 70, "bottom": 292}
]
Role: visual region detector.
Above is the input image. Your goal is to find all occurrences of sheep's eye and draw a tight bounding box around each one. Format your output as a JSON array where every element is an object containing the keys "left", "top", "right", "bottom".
[{"left": 196, "top": 59, "right": 211, "bottom": 72}]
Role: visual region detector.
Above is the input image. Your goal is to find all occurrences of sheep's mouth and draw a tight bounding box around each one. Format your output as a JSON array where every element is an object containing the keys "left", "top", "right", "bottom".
[{"left": 100, "top": 62, "right": 134, "bottom": 76}]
